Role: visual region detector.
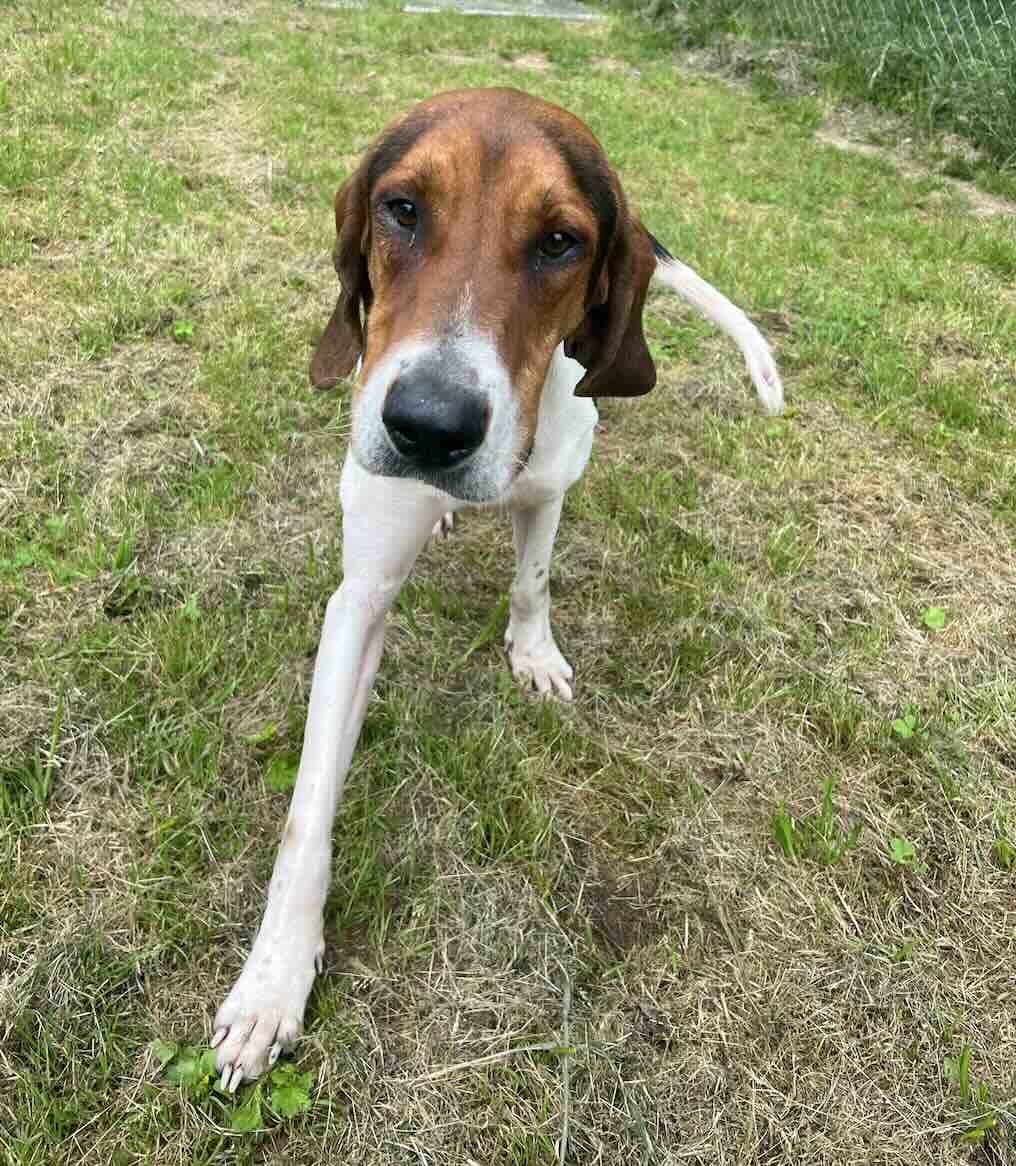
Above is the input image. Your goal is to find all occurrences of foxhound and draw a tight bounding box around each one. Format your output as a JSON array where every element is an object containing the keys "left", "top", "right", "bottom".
[{"left": 210, "top": 88, "right": 782, "bottom": 1089}]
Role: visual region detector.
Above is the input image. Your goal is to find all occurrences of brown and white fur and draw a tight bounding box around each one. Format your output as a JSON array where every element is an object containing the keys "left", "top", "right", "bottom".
[{"left": 210, "top": 88, "right": 782, "bottom": 1089}]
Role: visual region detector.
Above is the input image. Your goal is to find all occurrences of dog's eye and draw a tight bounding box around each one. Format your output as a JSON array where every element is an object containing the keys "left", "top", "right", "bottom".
[
  {"left": 387, "top": 199, "right": 418, "bottom": 229},
  {"left": 538, "top": 230, "right": 577, "bottom": 260}
]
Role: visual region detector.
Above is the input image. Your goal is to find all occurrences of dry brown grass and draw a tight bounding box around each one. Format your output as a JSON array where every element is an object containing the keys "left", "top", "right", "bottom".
[{"left": 3, "top": 1, "right": 1015, "bottom": 1163}]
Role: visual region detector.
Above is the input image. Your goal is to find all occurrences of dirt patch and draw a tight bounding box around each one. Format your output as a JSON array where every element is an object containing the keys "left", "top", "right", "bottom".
[
  {"left": 581, "top": 859, "right": 666, "bottom": 955},
  {"left": 591, "top": 55, "right": 640, "bottom": 76},
  {"left": 511, "top": 51, "right": 551, "bottom": 72},
  {"left": 816, "top": 126, "right": 1016, "bottom": 219},
  {"left": 431, "top": 49, "right": 483, "bottom": 66},
  {"left": 681, "top": 36, "right": 819, "bottom": 99}
]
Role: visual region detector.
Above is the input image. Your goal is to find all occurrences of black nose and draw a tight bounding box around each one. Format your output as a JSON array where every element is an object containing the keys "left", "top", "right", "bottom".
[{"left": 382, "top": 373, "right": 488, "bottom": 470}]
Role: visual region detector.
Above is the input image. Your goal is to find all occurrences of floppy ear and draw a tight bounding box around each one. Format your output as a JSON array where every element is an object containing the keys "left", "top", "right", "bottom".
[
  {"left": 566, "top": 201, "right": 657, "bottom": 399},
  {"left": 310, "top": 165, "right": 372, "bottom": 390}
]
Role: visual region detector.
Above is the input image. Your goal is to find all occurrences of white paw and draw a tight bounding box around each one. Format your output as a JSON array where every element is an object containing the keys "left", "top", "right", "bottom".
[
  {"left": 211, "top": 936, "right": 323, "bottom": 1092},
  {"left": 505, "top": 624, "right": 574, "bottom": 701},
  {"left": 431, "top": 512, "right": 454, "bottom": 541}
]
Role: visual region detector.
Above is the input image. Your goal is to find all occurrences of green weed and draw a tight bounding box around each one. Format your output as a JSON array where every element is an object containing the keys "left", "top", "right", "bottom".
[
  {"left": 943, "top": 1043, "right": 998, "bottom": 1145},
  {"left": 155, "top": 1041, "right": 314, "bottom": 1131},
  {"left": 771, "top": 776, "right": 862, "bottom": 865}
]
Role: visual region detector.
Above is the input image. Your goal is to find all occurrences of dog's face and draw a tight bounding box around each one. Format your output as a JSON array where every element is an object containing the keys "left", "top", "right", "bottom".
[{"left": 311, "top": 88, "right": 657, "bottom": 502}]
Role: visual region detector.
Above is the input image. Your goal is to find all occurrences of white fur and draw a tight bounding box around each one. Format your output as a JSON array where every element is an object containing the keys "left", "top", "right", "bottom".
[
  {"left": 653, "top": 256, "right": 784, "bottom": 414},
  {"left": 211, "top": 257, "right": 781, "bottom": 1087}
]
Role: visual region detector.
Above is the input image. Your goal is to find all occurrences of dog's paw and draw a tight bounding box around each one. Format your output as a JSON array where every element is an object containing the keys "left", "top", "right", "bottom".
[
  {"left": 505, "top": 625, "right": 574, "bottom": 700},
  {"left": 431, "top": 512, "right": 454, "bottom": 541},
  {"left": 211, "top": 935, "right": 323, "bottom": 1092}
]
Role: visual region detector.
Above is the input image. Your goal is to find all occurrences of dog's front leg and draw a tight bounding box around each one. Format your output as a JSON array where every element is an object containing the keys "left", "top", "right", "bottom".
[
  {"left": 211, "top": 459, "right": 445, "bottom": 1090},
  {"left": 505, "top": 493, "right": 574, "bottom": 700}
]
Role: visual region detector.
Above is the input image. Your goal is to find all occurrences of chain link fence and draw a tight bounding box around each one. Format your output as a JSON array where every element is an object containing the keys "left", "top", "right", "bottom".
[
  {"left": 648, "top": 0, "right": 1016, "bottom": 164},
  {"left": 762, "top": 0, "right": 1012, "bottom": 66}
]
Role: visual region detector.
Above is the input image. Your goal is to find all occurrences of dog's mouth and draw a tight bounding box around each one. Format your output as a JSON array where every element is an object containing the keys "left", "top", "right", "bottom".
[
  {"left": 352, "top": 442, "right": 507, "bottom": 503},
  {"left": 352, "top": 431, "right": 533, "bottom": 503}
]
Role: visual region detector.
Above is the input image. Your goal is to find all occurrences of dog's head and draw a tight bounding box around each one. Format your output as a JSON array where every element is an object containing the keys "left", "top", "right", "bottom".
[{"left": 311, "top": 88, "right": 657, "bottom": 502}]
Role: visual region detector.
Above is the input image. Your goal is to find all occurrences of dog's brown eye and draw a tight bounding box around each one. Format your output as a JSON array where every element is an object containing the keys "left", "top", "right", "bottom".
[
  {"left": 538, "top": 230, "right": 577, "bottom": 260},
  {"left": 388, "top": 199, "right": 418, "bottom": 229}
]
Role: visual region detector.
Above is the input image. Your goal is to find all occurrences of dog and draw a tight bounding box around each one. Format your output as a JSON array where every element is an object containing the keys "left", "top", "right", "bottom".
[{"left": 210, "top": 87, "right": 782, "bottom": 1090}]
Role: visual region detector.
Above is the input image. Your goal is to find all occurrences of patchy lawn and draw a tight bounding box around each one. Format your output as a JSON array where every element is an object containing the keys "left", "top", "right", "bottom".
[{"left": 2, "top": 1, "right": 1015, "bottom": 1163}]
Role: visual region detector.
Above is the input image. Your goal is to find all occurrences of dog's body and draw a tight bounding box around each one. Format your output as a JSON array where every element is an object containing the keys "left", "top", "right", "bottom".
[{"left": 210, "top": 88, "right": 781, "bottom": 1089}]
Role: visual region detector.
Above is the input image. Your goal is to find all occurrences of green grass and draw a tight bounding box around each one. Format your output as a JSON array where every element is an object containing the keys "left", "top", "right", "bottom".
[
  {"left": 626, "top": 0, "right": 1016, "bottom": 174},
  {"left": 2, "top": 0, "right": 1016, "bottom": 1163}
]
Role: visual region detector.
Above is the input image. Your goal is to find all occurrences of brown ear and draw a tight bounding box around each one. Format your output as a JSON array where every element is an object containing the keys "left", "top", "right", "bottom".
[
  {"left": 310, "top": 167, "right": 371, "bottom": 390},
  {"left": 566, "top": 204, "right": 657, "bottom": 399}
]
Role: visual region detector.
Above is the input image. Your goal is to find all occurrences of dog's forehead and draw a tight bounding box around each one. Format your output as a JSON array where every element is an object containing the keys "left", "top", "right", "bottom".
[{"left": 367, "top": 88, "right": 614, "bottom": 213}]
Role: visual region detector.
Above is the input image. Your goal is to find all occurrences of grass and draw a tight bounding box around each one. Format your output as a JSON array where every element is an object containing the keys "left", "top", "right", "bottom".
[
  {"left": 627, "top": 0, "right": 1016, "bottom": 175},
  {"left": 2, "top": 0, "right": 1016, "bottom": 1162}
]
